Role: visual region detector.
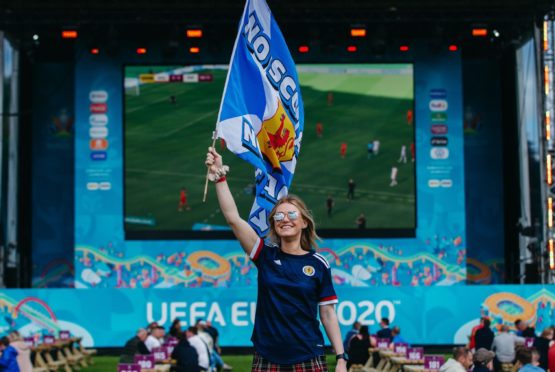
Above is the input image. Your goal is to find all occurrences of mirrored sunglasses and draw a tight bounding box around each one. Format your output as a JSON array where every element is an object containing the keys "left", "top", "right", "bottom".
[{"left": 273, "top": 211, "right": 299, "bottom": 222}]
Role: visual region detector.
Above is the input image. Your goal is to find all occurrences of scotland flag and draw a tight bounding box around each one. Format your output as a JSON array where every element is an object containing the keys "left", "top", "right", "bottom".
[{"left": 216, "top": 0, "right": 304, "bottom": 237}]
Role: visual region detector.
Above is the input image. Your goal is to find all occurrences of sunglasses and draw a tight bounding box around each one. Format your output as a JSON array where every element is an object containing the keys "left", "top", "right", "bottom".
[{"left": 272, "top": 211, "right": 299, "bottom": 222}]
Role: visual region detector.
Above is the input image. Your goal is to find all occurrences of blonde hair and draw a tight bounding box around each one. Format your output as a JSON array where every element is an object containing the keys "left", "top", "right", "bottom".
[{"left": 268, "top": 194, "right": 320, "bottom": 251}]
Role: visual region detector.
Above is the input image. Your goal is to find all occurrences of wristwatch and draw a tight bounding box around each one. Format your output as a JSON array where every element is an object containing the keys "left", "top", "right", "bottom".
[{"left": 336, "top": 353, "right": 349, "bottom": 361}]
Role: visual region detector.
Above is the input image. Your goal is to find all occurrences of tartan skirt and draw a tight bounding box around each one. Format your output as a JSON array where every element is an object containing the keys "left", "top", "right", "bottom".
[{"left": 251, "top": 352, "right": 329, "bottom": 372}]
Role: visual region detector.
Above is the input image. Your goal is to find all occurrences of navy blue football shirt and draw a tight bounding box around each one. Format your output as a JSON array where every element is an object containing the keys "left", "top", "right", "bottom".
[{"left": 249, "top": 238, "right": 338, "bottom": 364}]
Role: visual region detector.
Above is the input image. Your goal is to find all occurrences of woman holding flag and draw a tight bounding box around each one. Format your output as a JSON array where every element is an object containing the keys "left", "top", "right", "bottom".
[{"left": 205, "top": 147, "right": 347, "bottom": 372}]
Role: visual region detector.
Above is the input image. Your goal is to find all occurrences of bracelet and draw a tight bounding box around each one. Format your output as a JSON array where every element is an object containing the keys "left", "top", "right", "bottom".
[
  {"left": 208, "top": 165, "right": 230, "bottom": 182},
  {"left": 216, "top": 176, "right": 227, "bottom": 183}
]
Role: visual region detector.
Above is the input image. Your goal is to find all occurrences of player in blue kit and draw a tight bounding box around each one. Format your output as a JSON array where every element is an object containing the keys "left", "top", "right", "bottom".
[{"left": 206, "top": 147, "right": 347, "bottom": 372}]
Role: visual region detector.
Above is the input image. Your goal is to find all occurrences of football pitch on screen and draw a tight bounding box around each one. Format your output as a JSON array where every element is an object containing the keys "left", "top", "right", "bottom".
[{"left": 124, "top": 65, "right": 415, "bottom": 233}]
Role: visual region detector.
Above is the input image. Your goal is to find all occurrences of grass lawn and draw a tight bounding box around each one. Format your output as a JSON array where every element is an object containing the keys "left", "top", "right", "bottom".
[{"left": 87, "top": 354, "right": 339, "bottom": 371}]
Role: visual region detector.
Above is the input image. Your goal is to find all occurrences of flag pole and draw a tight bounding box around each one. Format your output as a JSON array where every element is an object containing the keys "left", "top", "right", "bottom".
[
  {"left": 202, "top": 0, "right": 249, "bottom": 203},
  {"left": 202, "top": 133, "right": 217, "bottom": 203}
]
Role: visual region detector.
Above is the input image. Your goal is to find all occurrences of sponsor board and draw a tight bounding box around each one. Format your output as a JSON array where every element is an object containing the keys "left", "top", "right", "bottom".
[
  {"left": 430, "top": 147, "right": 449, "bottom": 159},
  {"left": 86, "top": 182, "right": 99, "bottom": 191},
  {"left": 431, "top": 125, "right": 448, "bottom": 134},
  {"left": 429, "top": 89, "right": 447, "bottom": 99},
  {"left": 183, "top": 74, "right": 199, "bottom": 83},
  {"left": 89, "top": 103, "right": 107, "bottom": 114},
  {"left": 89, "top": 114, "right": 108, "bottom": 126},
  {"left": 431, "top": 137, "right": 448, "bottom": 146},
  {"left": 139, "top": 74, "right": 155, "bottom": 83},
  {"left": 89, "top": 127, "right": 108, "bottom": 139},
  {"left": 90, "top": 139, "right": 108, "bottom": 150},
  {"left": 429, "top": 179, "right": 453, "bottom": 188},
  {"left": 89, "top": 90, "right": 109, "bottom": 103},
  {"left": 440, "top": 179, "right": 453, "bottom": 188},
  {"left": 199, "top": 73, "right": 214, "bottom": 82},
  {"left": 169, "top": 74, "right": 183, "bottom": 82},
  {"left": 90, "top": 151, "right": 107, "bottom": 161},
  {"left": 99, "top": 182, "right": 112, "bottom": 191},
  {"left": 429, "top": 99, "right": 448, "bottom": 112},
  {"left": 431, "top": 113, "right": 447, "bottom": 122},
  {"left": 154, "top": 73, "right": 170, "bottom": 82}
]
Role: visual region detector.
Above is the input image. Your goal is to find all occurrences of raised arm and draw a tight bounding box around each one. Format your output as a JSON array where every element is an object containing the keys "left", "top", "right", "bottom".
[{"left": 205, "top": 147, "right": 259, "bottom": 254}]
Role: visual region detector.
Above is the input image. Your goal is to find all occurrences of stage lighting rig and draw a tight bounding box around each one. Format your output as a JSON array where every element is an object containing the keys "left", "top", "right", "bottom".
[
  {"left": 542, "top": 14, "right": 555, "bottom": 278},
  {"left": 550, "top": 239, "right": 555, "bottom": 269},
  {"left": 472, "top": 27, "right": 488, "bottom": 37},
  {"left": 61, "top": 30, "right": 78, "bottom": 39},
  {"left": 186, "top": 29, "right": 203, "bottom": 38},
  {"left": 350, "top": 26, "right": 366, "bottom": 38}
]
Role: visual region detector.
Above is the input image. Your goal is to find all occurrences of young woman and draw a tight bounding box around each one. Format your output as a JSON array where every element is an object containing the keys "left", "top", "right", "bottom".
[{"left": 205, "top": 147, "right": 347, "bottom": 372}]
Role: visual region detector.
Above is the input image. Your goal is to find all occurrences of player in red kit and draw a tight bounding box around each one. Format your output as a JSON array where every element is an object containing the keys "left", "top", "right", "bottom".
[
  {"left": 406, "top": 109, "right": 413, "bottom": 125},
  {"left": 340, "top": 143, "right": 347, "bottom": 158},
  {"left": 327, "top": 91, "right": 334, "bottom": 106},
  {"left": 410, "top": 143, "right": 415, "bottom": 162},
  {"left": 316, "top": 122, "right": 323, "bottom": 138},
  {"left": 178, "top": 187, "right": 190, "bottom": 211}
]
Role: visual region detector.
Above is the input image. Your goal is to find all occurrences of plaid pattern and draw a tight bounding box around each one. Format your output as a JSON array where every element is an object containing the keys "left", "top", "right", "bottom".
[{"left": 251, "top": 352, "right": 329, "bottom": 372}]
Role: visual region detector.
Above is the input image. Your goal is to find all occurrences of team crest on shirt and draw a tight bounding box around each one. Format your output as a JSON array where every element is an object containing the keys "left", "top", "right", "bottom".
[{"left": 302, "top": 265, "right": 315, "bottom": 277}]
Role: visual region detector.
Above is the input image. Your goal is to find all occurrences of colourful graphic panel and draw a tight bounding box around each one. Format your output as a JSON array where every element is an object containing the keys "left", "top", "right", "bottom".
[{"left": 0, "top": 285, "right": 554, "bottom": 347}]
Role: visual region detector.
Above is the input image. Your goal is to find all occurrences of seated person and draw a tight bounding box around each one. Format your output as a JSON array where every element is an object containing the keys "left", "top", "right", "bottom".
[
  {"left": 171, "top": 332, "right": 201, "bottom": 372},
  {"left": 348, "top": 325, "right": 371, "bottom": 369},
  {"left": 516, "top": 347, "right": 545, "bottom": 372},
  {"left": 343, "top": 321, "right": 361, "bottom": 353},
  {"left": 390, "top": 326, "right": 408, "bottom": 346},
  {"left": 169, "top": 318, "right": 183, "bottom": 339},
  {"left": 145, "top": 326, "right": 165, "bottom": 352},
  {"left": 377, "top": 318, "right": 392, "bottom": 340},
  {"left": 186, "top": 327, "right": 210, "bottom": 372},
  {"left": 439, "top": 346, "right": 473, "bottom": 372},
  {"left": 473, "top": 348, "right": 495, "bottom": 372},
  {"left": 120, "top": 328, "right": 150, "bottom": 363}
]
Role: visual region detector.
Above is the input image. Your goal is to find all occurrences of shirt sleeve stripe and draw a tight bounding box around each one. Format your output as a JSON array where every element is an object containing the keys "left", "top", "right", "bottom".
[
  {"left": 319, "top": 296, "right": 339, "bottom": 306},
  {"left": 249, "top": 238, "right": 264, "bottom": 261},
  {"left": 313, "top": 253, "right": 330, "bottom": 269}
]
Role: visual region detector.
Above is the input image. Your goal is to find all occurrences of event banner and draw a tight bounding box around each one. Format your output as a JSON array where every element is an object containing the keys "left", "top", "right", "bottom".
[
  {"left": 74, "top": 46, "right": 466, "bottom": 288},
  {"left": 0, "top": 285, "right": 553, "bottom": 347},
  {"left": 463, "top": 59, "right": 505, "bottom": 284},
  {"left": 31, "top": 63, "right": 75, "bottom": 288}
]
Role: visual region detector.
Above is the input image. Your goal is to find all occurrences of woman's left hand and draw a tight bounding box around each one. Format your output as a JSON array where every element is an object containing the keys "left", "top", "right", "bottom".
[{"left": 335, "top": 359, "right": 347, "bottom": 372}]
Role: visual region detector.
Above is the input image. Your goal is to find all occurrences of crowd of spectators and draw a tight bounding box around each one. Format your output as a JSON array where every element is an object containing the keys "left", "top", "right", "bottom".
[
  {"left": 341, "top": 316, "right": 555, "bottom": 372},
  {"left": 120, "top": 319, "right": 233, "bottom": 372},
  {"left": 461, "top": 317, "right": 555, "bottom": 372},
  {"left": 342, "top": 317, "right": 410, "bottom": 369}
]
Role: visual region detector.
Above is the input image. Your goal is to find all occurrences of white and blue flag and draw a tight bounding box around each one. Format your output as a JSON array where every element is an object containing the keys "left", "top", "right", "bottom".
[{"left": 216, "top": 0, "right": 304, "bottom": 237}]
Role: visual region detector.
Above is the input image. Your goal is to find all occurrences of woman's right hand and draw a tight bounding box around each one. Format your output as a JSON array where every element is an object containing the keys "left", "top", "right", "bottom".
[{"left": 205, "top": 147, "right": 224, "bottom": 180}]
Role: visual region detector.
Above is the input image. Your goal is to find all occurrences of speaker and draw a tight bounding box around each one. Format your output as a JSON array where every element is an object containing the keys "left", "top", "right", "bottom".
[{"left": 524, "top": 263, "right": 539, "bottom": 283}]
